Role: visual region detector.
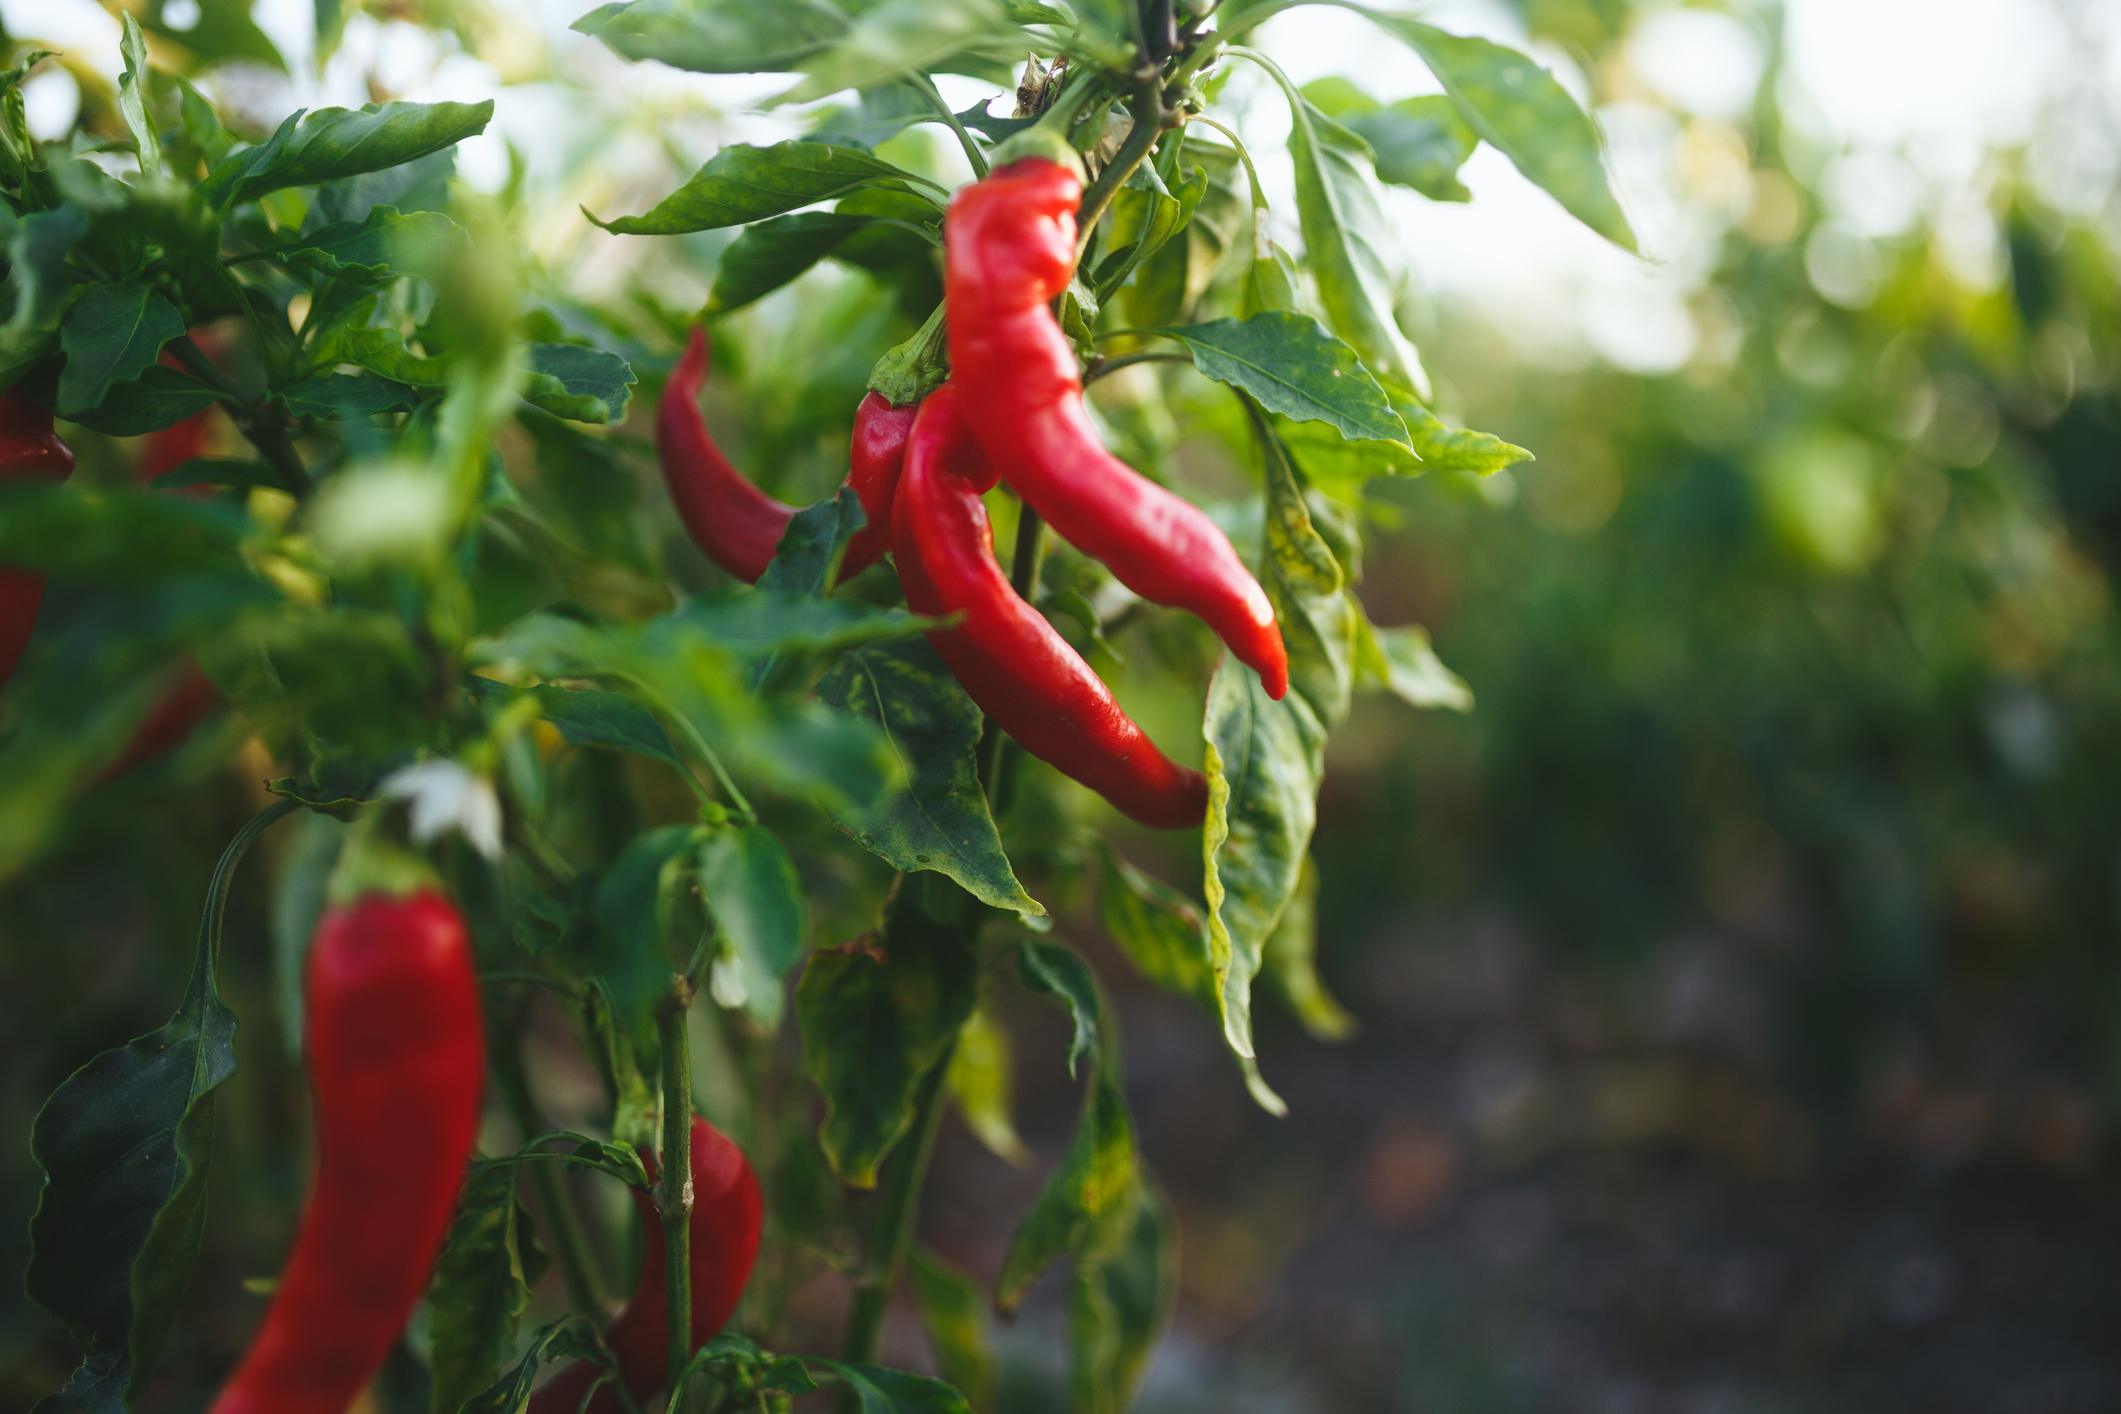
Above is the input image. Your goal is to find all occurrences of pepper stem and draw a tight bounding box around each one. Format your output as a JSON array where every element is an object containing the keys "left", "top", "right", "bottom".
[{"left": 656, "top": 973, "right": 696, "bottom": 1398}]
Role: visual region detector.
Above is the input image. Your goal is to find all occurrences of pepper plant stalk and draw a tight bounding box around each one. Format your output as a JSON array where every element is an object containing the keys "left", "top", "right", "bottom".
[{"left": 656, "top": 973, "right": 696, "bottom": 1396}]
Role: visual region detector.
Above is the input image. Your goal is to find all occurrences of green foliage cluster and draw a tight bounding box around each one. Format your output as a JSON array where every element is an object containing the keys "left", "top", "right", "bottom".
[{"left": 0, "top": 1, "right": 1671, "bottom": 1410}]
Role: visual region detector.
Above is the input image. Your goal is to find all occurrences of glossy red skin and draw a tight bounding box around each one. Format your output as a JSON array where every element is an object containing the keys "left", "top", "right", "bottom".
[
  {"left": 141, "top": 403, "right": 213, "bottom": 482},
  {"left": 529, "top": 1116, "right": 763, "bottom": 1414},
  {"left": 211, "top": 891, "right": 485, "bottom": 1414},
  {"left": 657, "top": 328, "right": 913, "bottom": 584},
  {"left": 894, "top": 383, "right": 1208, "bottom": 828},
  {"left": 945, "top": 157, "right": 1289, "bottom": 701},
  {"left": 0, "top": 391, "right": 76, "bottom": 694}
]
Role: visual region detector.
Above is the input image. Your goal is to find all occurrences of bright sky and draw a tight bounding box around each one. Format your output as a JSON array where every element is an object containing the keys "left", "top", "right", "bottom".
[{"left": 6, "top": 0, "right": 2116, "bottom": 378}]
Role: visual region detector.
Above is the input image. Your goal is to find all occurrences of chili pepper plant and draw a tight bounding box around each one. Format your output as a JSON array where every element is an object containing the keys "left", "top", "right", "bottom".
[{"left": 3, "top": 3, "right": 1636, "bottom": 1410}]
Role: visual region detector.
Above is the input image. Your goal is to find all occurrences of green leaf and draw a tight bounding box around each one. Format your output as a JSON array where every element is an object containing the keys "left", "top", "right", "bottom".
[
  {"left": 1353, "top": 617, "right": 1473, "bottom": 712},
  {"left": 1305, "top": 79, "right": 1478, "bottom": 202},
  {"left": 808, "top": 1359, "right": 976, "bottom": 1414},
  {"left": 747, "top": 490, "right": 870, "bottom": 693},
  {"left": 681, "top": 592, "right": 929, "bottom": 661},
  {"left": 1068, "top": 1184, "right": 1176, "bottom": 1414},
  {"left": 1251, "top": 54, "right": 1427, "bottom": 396},
  {"left": 1018, "top": 939, "right": 1100, "bottom": 1080},
  {"left": 457, "top": 1316, "right": 608, "bottom": 1414},
  {"left": 426, "top": 1160, "right": 548, "bottom": 1413},
  {"left": 56, "top": 283, "right": 186, "bottom": 416},
  {"left": 995, "top": 1051, "right": 1139, "bottom": 1316},
  {"left": 944, "top": 1005, "right": 1029, "bottom": 1165},
  {"left": 201, "top": 99, "right": 494, "bottom": 207},
  {"left": 780, "top": 0, "right": 1010, "bottom": 104},
  {"left": 587, "top": 141, "right": 924, "bottom": 237},
  {"left": 1355, "top": 8, "right": 1638, "bottom": 250},
  {"left": 331, "top": 327, "right": 451, "bottom": 386},
  {"left": 1201, "top": 420, "right": 1355, "bottom": 1103},
  {"left": 136, "top": 0, "right": 287, "bottom": 73},
  {"left": 1282, "top": 394, "right": 1530, "bottom": 488},
  {"left": 511, "top": 681, "right": 686, "bottom": 769},
  {"left": 582, "top": 984, "right": 658, "bottom": 1153},
  {"left": 0, "top": 483, "right": 249, "bottom": 579},
  {"left": 700, "top": 824, "right": 807, "bottom": 1027},
  {"left": 810, "top": 82, "right": 940, "bottom": 150},
  {"left": 797, "top": 901, "right": 978, "bottom": 1188},
  {"left": 172, "top": 75, "right": 237, "bottom": 167},
  {"left": 0, "top": 206, "right": 88, "bottom": 369},
  {"left": 272, "top": 372, "right": 419, "bottom": 419},
  {"left": 815, "top": 641, "right": 1045, "bottom": 923},
  {"left": 522, "top": 342, "right": 636, "bottom": 424},
  {"left": 26, "top": 805, "right": 288, "bottom": 1404},
  {"left": 117, "top": 16, "right": 161, "bottom": 178},
  {"left": 1397, "top": 398, "right": 1533, "bottom": 474},
  {"left": 912, "top": 1253, "right": 997, "bottom": 1411},
  {"left": 1148, "top": 312, "right": 1409, "bottom": 446},
  {"left": 573, "top": 0, "right": 847, "bottom": 73},
  {"left": 1095, "top": 158, "right": 1195, "bottom": 302},
  {"left": 310, "top": 148, "right": 456, "bottom": 228},
  {"left": 475, "top": 609, "right": 900, "bottom": 814},
  {"left": 588, "top": 825, "right": 706, "bottom": 1042},
  {"left": 277, "top": 205, "right": 469, "bottom": 281},
  {"left": 1258, "top": 856, "right": 1354, "bottom": 1040},
  {"left": 1096, "top": 848, "right": 1216, "bottom": 1008},
  {"left": 63, "top": 365, "right": 219, "bottom": 436},
  {"left": 758, "top": 489, "right": 863, "bottom": 601},
  {"left": 710, "top": 212, "right": 879, "bottom": 314}
]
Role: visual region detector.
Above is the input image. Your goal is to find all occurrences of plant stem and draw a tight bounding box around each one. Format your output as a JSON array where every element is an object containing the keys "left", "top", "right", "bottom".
[
  {"left": 494, "top": 1003, "right": 609, "bottom": 1316},
  {"left": 1075, "top": 77, "right": 1172, "bottom": 256},
  {"left": 1085, "top": 349, "right": 1191, "bottom": 384},
  {"left": 164, "top": 335, "right": 314, "bottom": 492},
  {"left": 917, "top": 75, "right": 988, "bottom": 179},
  {"left": 238, "top": 406, "right": 312, "bottom": 492},
  {"left": 657, "top": 974, "right": 697, "bottom": 1398}
]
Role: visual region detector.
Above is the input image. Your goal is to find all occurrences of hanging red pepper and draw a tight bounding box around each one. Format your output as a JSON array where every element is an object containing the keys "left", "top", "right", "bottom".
[
  {"left": 895, "top": 382, "right": 1208, "bottom": 828},
  {"left": 96, "top": 337, "right": 226, "bottom": 775},
  {"left": 0, "top": 390, "right": 75, "bottom": 697},
  {"left": 529, "top": 1116, "right": 763, "bottom": 1414},
  {"left": 142, "top": 332, "right": 224, "bottom": 484},
  {"left": 96, "top": 668, "right": 218, "bottom": 782},
  {"left": 210, "top": 888, "right": 485, "bottom": 1414},
  {"left": 657, "top": 328, "right": 916, "bottom": 584},
  {"left": 945, "top": 156, "right": 1289, "bottom": 701}
]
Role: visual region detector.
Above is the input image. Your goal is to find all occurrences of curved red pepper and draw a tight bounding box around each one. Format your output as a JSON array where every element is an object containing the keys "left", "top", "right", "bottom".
[
  {"left": 0, "top": 390, "right": 75, "bottom": 695},
  {"left": 101, "top": 341, "right": 224, "bottom": 772},
  {"left": 210, "top": 890, "right": 485, "bottom": 1414},
  {"left": 96, "top": 667, "right": 217, "bottom": 782},
  {"left": 657, "top": 328, "right": 915, "bottom": 584},
  {"left": 894, "top": 382, "right": 1208, "bottom": 828},
  {"left": 529, "top": 1116, "right": 763, "bottom": 1414},
  {"left": 945, "top": 157, "right": 1289, "bottom": 701}
]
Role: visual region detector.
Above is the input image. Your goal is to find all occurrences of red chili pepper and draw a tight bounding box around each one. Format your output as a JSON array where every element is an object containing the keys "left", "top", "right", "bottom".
[
  {"left": 98, "top": 336, "right": 223, "bottom": 772},
  {"left": 894, "top": 382, "right": 1208, "bottom": 828},
  {"left": 141, "top": 396, "right": 214, "bottom": 482},
  {"left": 657, "top": 328, "right": 915, "bottom": 584},
  {"left": 0, "top": 390, "right": 75, "bottom": 696},
  {"left": 944, "top": 157, "right": 1289, "bottom": 701},
  {"left": 529, "top": 1116, "right": 763, "bottom": 1414},
  {"left": 210, "top": 889, "right": 485, "bottom": 1414},
  {"left": 96, "top": 666, "right": 217, "bottom": 782}
]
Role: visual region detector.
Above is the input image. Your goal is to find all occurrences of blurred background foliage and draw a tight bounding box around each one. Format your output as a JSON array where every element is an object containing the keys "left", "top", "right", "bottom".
[{"left": 4, "top": 0, "right": 2119, "bottom": 1410}]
